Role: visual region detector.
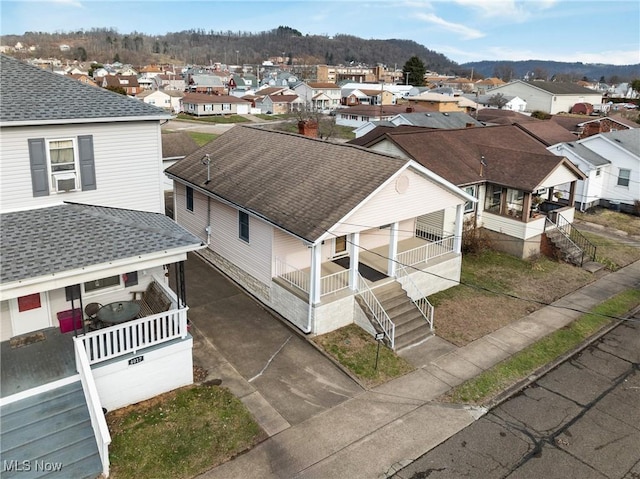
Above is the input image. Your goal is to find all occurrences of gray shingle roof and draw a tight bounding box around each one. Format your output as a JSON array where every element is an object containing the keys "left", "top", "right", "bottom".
[
  {"left": 394, "top": 111, "right": 484, "bottom": 129},
  {"left": 600, "top": 128, "right": 640, "bottom": 157},
  {"left": 165, "top": 125, "right": 410, "bottom": 242},
  {"left": 0, "top": 54, "right": 171, "bottom": 125},
  {"left": 523, "top": 81, "right": 601, "bottom": 95},
  {"left": 0, "top": 203, "right": 203, "bottom": 284},
  {"left": 565, "top": 142, "right": 610, "bottom": 167}
]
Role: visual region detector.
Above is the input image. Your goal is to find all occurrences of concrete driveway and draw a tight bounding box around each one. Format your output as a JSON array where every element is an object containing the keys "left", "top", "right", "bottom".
[{"left": 180, "top": 252, "right": 363, "bottom": 433}]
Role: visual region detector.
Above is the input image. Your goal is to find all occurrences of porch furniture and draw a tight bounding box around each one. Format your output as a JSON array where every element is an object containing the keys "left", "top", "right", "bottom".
[
  {"left": 84, "top": 302, "right": 103, "bottom": 330},
  {"left": 97, "top": 301, "right": 141, "bottom": 325},
  {"left": 131, "top": 282, "right": 172, "bottom": 318}
]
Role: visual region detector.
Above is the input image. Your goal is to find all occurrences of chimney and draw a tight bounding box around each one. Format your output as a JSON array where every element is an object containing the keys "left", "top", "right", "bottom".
[
  {"left": 580, "top": 121, "right": 601, "bottom": 139},
  {"left": 298, "top": 120, "right": 318, "bottom": 138},
  {"left": 406, "top": 106, "right": 414, "bottom": 113},
  {"left": 465, "top": 122, "right": 475, "bottom": 128}
]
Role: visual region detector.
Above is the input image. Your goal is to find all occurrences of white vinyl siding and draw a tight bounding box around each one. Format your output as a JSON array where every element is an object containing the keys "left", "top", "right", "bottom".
[
  {"left": 273, "top": 229, "right": 309, "bottom": 272},
  {"left": 1, "top": 122, "right": 165, "bottom": 213},
  {"left": 538, "top": 164, "right": 583, "bottom": 189},
  {"left": 369, "top": 141, "right": 409, "bottom": 159},
  {"left": 210, "top": 201, "right": 272, "bottom": 284},
  {"left": 173, "top": 183, "right": 208, "bottom": 242},
  {"left": 341, "top": 168, "right": 464, "bottom": 235}
]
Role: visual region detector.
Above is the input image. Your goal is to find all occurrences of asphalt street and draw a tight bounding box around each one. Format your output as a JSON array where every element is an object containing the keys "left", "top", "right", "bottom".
[{"left": 391, "top": 308, "right": 640, "bottom": 479}]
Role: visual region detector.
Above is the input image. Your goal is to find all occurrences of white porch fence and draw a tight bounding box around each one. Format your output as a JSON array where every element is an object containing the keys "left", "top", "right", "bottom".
[
  {"left": 274, "top": 257, "right": 350, "bottom": 297},
  {"left": 77, "top": 309, "right": 188, "bottom": 366},
  {"left": 395, "top": 235, "right": 455, "bottom": 267},
  {"left": 73, "top": 338, "right": 111, "bottom": 478},
  {"left": 395, "top": 264, "right": 434, "bottom": 331},
  {"left": 357, "top": 273, "right": 395, "bottom": 349}
]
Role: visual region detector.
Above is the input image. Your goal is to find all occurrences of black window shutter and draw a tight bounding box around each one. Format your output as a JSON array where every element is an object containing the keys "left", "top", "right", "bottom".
[
  {"left": 78, "top": 135, "right": 97, "bottom": 191},
  {"left": 28, "top": 138, "right": 49, "bottom": 197}
]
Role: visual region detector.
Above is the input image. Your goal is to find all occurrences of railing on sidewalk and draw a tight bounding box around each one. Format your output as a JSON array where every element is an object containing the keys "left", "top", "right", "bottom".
[
  {"left": 78, "top": 309, "right": 188, "bottom": 366},
  {"left": 73, "top": 338, "right": 111, "bottom": 478},
  {"left": 356, "top": 273, "right": 395, "bottom": 349},
  {"left": 395, "top": 264, "right": 434, "bottom": 331},
  {"left": 396, "top": 235, "right": 455, "bottom": 267}
]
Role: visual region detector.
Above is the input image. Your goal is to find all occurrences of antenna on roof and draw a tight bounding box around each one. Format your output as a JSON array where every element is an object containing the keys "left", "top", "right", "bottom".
[
  {"left": 480, "top": 155, "right": 487, "bottom": 177},
  {"left": 201, "top": 154, "right": 211, "bottom": 184}
]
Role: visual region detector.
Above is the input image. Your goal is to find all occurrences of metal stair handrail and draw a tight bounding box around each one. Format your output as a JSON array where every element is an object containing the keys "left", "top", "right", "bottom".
[
  {"left": 395, "top": 264, "right": 434, "bottom": 331},
  {"left": 356, "top": 273, "right": 395, "bottom": 349},
  {"left": 545, "top": 215, "right": 597, "bottom": 266}
]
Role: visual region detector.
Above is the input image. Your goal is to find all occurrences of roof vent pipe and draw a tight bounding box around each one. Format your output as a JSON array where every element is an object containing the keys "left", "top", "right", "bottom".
[{"left": 201, "top": 154, "right": 211, "bottom": 184}]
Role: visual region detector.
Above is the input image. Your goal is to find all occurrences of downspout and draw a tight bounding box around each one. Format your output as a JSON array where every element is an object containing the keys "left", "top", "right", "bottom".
[
  {"left": 580, "top": 171, "right": 590, "bottom": 212},
  {"left": 205, "top": 196, "right": 212, "bottom": 244}
]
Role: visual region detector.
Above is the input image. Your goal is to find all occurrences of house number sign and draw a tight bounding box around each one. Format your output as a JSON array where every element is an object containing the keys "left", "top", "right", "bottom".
[{"left": 128, "top": 356, "right": 144, "bottom": 365}]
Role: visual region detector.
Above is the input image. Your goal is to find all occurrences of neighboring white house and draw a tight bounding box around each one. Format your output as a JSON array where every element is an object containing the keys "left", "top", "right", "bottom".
[
  {"left": 353, "top": 124, "right": 588, "bottom": 261},
  {"left": 0, "top": 54, "right": 204, "bottom": 478},
  {"left": 549, "top": 129, "right": 640, "bottom": 212},
  {"left": 137, "top": 89, "right": 183, "bottom": 113},
  {"left": 293, "top": 81, "right": 342, "bottom": 111},
  {"left": 485, "top": 80, "right": 603, "bottom": 114},
  {"left": 181, "top": 93, "right": 250, "bottom": 116},
  {"left": 463, "top": 93, "right": 527, "bottom": 112},
  {"left": 166, "top": 124, "right": 476, "bottom": 351}
]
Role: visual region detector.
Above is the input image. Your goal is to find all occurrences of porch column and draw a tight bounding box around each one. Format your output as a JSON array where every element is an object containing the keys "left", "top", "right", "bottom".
[
  {"left": 569, "top": 181, "right": 577, "bottom": 206},
  {"left": 388, "top": 222, "right": 399, "bottom": 277},
  {"left": 454, "top": 204, "right": 464, "bottom": 254},
  {"left": 523, "top": 193, "right": 532, "bottom": 223},
  {"left": 348, "top": 232, "right": 360, "bottom": 291},
  {"left": 309, "top": 244, "right": 322, "bottom": 304}
]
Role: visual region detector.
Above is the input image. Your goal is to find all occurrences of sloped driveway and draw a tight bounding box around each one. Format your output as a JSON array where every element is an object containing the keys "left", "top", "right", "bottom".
[{"left": 180, "top": 252, "right": 363, "bottom": 430}]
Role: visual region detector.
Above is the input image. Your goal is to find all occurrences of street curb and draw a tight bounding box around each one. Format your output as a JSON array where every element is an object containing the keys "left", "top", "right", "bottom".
[{"left": 483, "top": 303, "right": 640, "bottom": 411}]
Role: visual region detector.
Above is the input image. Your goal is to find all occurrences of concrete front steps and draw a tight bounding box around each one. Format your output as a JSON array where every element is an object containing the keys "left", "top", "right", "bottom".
[
  {"left": 545, "top": 228, "right": 603, "bottom": 272},
  {"left": 0, "top": 381, "right": 102, "bottom": 479},
  {"left": 360, "top": 281, "right": 433, "bottom": 351}
]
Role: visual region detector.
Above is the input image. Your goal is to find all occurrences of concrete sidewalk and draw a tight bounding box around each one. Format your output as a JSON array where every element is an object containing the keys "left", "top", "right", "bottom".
[{"left": 197, "top": 259, "right": 640, "bottom": 479}]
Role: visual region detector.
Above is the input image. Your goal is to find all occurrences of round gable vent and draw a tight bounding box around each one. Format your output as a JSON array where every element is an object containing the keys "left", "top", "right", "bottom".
[{"left": 395, "top": 175, "right": 409, "bottom": 194}]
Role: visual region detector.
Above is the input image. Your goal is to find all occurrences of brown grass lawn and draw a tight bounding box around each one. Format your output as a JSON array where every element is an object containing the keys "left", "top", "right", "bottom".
[
  {"left": 575, "top": 208, "right": 640, "bottom": 236},
  {"left": 429, "top": 251, "right": 597, "bottom": 347}
]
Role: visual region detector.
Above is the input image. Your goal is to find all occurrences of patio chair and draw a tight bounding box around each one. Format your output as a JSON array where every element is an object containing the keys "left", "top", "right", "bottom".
[{"left": 85, "top": 302, "right": 104, "bottom": 330}]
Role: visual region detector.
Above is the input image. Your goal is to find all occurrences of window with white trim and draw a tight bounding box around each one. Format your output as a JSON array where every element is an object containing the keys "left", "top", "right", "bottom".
[
  {"left": 84, "top": 275, "right": 121, "bottom": 294},
  {"left": 617, "top": 168, "right": 630, "bottom": 187},
  {"left": 463, "top": 185, "right": 477, "bottom": 213},
  {"left": 48, "top": 138, "right": 79, "bottom": 192},
  {"left": 222, "top": 103, "right": 231, "bottom": 111}
]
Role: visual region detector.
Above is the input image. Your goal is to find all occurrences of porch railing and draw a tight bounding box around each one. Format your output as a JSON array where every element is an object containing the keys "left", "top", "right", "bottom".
[
  {"left": 78, "top": 309, "right": 188, "bottom": 366},
  {"left": 550, "top": 213, "right": 597, "bottom": 265},
  {"left": 274, "top": 257, "right": 350, "bottom": 297},
  {"left": 274, "top": 257, "right": 309, "bottom": 294},
  {"left": 415, "top": 224, "right": 451, "bottom": 241},
  {"left": 396, "top": 235, "right": 455, "bottom": 267},
  {"left": 73, "top": 337, "right": 111, "bottom": 478},
  {"left": 356, "top": 273, "right": 395, "bottom": 349},
  {"left": 320, "top": 269, "right": 350, "bottom": 296},
  {"left": 395, "top": 264, "right": 434, "bottom": 331}
]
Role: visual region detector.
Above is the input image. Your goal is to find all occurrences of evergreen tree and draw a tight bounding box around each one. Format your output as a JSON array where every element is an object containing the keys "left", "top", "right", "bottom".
[{"left": 402, "top": 56, "right": 426, "bottom": 86}]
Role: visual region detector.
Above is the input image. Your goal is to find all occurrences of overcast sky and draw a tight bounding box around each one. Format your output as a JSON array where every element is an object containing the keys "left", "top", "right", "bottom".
[{"left": 1, "top": 0, "right": 639, "bottom": 66}]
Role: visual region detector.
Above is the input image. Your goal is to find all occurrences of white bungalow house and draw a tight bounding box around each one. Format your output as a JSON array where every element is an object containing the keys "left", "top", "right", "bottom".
[
  {"left": 181, "top": 93, "right": 250, "bottom": 116},
  {"left": 352, "top": 124, "right": 593, "bottom": 263},
  {"left": 137, "top": 89, "right": 183, "bottom": 113},
  {"left": 0, "top": 54, "right": 204, "bottom": 478},
  {"left": 486, "top": 80, "right": 603, "bottom": 115},
  {"left": 166, "top": 124, "right": 476, "bottom": 351},
  {"left": 549, "top": 129, "right": 640, "bottom": 213}
]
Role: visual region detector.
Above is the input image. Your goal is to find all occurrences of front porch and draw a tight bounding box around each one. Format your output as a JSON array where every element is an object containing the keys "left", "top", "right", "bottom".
[{"left": 274, "top": 231, "right": 458, "bottom": 301}]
